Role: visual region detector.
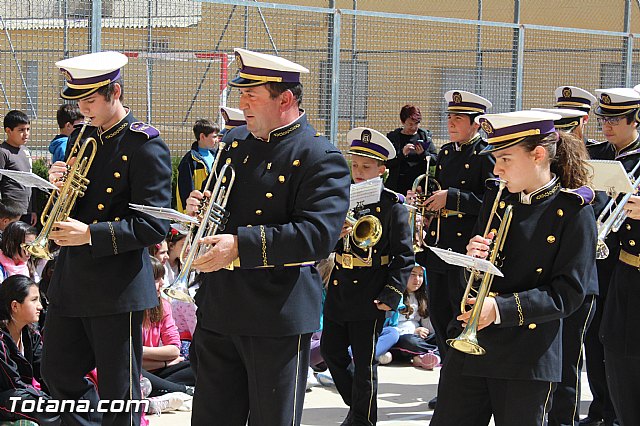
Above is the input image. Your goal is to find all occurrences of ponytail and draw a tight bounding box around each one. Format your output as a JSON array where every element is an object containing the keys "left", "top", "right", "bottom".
[
  {"left": 553, "top": 132, "right": 590, "bottom": 188},
  {"left": 520, "top": 132, "right": 590, "bottom": 189}
]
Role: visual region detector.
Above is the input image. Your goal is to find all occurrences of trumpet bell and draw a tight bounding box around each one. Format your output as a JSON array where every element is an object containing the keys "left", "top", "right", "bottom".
[
  {"left": 352, "top": 215, "right": 382, "bottom": 249},
  {"left": 22, "top": 236, "right": 53, "bottom": 260},
  {"left": 447, "top": 335, "right": 486, "bottom": 356},
  {"left": 162, "top": 287, "right": 194, "bottom": 304}
]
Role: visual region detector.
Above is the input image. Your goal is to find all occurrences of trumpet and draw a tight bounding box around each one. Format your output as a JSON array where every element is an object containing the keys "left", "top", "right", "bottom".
[
  {"left": 23, "top": 119, "right": 97, "bottom": 260},
  {"left": 341, "top": 210, "right": 382, "bottom": 266},
  {"left": 408, "top": 168, "right": 442, "bottom": 251},
  {"left": 596, "top": 161, "right": 640, "bottom": 260},
  {"left": 163, "top": 141, "right": 235, "bottom": 303},
  {"left": 447, "top": 179, "right": 513, "bottom": 356}
]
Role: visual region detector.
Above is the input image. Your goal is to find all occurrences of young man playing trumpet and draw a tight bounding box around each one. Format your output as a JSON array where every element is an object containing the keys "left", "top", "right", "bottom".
[{"left": 41, "top": 51, "right": 172, "bottom": 426}]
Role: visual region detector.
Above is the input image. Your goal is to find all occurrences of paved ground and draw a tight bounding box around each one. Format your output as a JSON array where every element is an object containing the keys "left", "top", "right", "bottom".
[{"left": 148, "top": 365, "right": 595, "bottom": 425}]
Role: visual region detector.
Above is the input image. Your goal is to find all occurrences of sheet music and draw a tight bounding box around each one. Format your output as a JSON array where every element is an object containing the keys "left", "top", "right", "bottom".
[
  {"left": 429, "top": 246, "right": 504, "bottom": 277},
  {"left": 0, "top": 169, "right": 57, "bottom": 191},
  {"left": 128, "top": 203, "right": 199, "bottom": 224},
  {"left": 586, "top": 160, "right": 634, "bottom": 195},
  {"left": 349, "top": 177, "right": 383, "bottom": 210}
]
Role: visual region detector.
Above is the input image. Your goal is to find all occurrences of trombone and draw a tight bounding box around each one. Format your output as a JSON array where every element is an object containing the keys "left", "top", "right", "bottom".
[
  {"left": 163, "top": 141, "right": 235, "bottom": 303},
  {"left": 23, "top": 119, "right": 97, "bottom": 260},
  {"left": 596, "top": 160, "right": 640, "bottom": 260},
  {"left": 447, "top": 179, "right": 513, "bottom": 356}
]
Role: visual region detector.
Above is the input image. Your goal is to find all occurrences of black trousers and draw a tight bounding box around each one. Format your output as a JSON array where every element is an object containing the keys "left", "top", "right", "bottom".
[
  {"left": 548, "top": 296, "right": 596, "bottom": 426},
  {"left": 142, "top": 360, "right": 194, "bottom": 396},
  {"left": 605, "top": 349, "right": 640, "bottom": 426},
  {"left": 584, "top": 295, "right": 617, "bottom": 424},
  {"left": 41, "top": 310, "right": 144, "bottom": 426},
  {"left": 191, "top": 326, "right": 310, "bottom": 426},
  {"left": 431, "top": 350, "right": 553, "bottom": 426},
  {"left": 426, "top": 268, "right": 464, "bottom": 360},
  {"left": 321, "top": 318, "right": 384, "bottom": 426}
]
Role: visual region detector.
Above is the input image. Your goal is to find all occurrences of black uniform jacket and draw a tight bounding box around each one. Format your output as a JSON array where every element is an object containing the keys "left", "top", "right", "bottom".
[
  {"left": 600, "top": 137, "right": 640, "bottom": 357},
  {"left": 424, "top": 135, "right": 496, "bottom": 270},
  {"left": 324, "top": 188, "right": 414, "bottom": 322},
  {"left": 456, "top": 178, "right": 597, "bottom": 382},
  {"left": 0, "top": 327, "right": 44, "bottom": 396},
  {"left": 196, "top": 113, "right": 351, "bottom": 337},
  {"left": 48, "top": 111, "right": 172, "bottom": 317}
]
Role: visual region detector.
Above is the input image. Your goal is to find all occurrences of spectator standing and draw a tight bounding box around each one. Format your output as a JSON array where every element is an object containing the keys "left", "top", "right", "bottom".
[
  {"left": 48, "top": 104, "right": 84, "bottom": 164},
  {"left": 386, "top": 104, "right": 437, "bottom": 195}
]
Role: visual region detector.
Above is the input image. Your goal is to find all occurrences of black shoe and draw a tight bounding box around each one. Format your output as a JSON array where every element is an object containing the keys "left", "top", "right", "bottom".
[
  {"left": 579, "top": 417, "right": 604, "bottom": 426},
  {"left": 428, "top": 396, "right": 437, "bottom": 409},
  {"left": 340, "top": 410, "right": 354, "bottom": 426}
]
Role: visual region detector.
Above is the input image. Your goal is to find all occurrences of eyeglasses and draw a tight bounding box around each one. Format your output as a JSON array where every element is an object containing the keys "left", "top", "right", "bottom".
[{"left": 596, "top": 116, "right": 625, "bottom": 126}]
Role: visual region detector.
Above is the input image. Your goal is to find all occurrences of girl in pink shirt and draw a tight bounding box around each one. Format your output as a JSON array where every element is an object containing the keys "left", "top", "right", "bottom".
[{"left": 141, "top": 257, "right": 195, "bottom": 397}]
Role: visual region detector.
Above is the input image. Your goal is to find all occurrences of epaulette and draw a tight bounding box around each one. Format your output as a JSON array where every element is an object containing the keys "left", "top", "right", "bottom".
[
  {"left": 586, "top": 138, "right": 607, "bottom": 146},
  {"left": 315, "top": 132, "right": 323, "bottom": 137},
  {"left": 129, "top": 122, "right": 159, "bottom": 139},
  {"left": 560, "top": 185, "right": 595, "bottom": 206},
  {"left": 382, "top": 188, "right": 405, "bottom": 204}
]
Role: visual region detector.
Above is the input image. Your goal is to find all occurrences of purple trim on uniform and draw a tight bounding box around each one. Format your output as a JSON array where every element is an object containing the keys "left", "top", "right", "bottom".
[
  {"left": 62, "top": 68, "right": 121, "bottom": 85},
  {"left": 573, "top": 186, "right": 595, "bottom": 204},
  {"left": 350, "top": 139, "right": 389, "bottom": 157},
  {"left": 226, "top": 119, "right": 246, "bottom": 127},
  {"left": 241, "top": 65, "right": 300, "bottom": 83},
  {"left": 557, "top": 96, "right": 592, "bottom": 106},
  {"left": 481, "top": 119, "right": 556, "bottom": 139},
  {"left": 448, "top": 101, "right": 487, "bottom": 111}
]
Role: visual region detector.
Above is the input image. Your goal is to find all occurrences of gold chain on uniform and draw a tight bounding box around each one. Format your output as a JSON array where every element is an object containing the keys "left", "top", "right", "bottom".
[
  {"left": 108, "top": 221, "right": 118, "bottom": 255},
  {"left": 513, "top": 292, "right": 524, "bottom": 326},
  {"left": 260, "top": 225, "right": 268, "bottom": 266}
]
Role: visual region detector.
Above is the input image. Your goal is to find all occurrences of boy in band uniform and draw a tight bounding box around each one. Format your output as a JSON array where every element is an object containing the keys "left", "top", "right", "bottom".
[
  {"left": 552, "top": 86, "right": 618, "bottom": 426},
  {"left": 41, "top": 51, "right": 172, "bottom": 426},
  {"left": 419, "top": 91, "right": 495, "bottom": 402},
  {"left": 596, "top": 87, "right": 640, "bottom": 426},
  {"left": 321, "top": 127, "right": 414, "bottom": 426}
]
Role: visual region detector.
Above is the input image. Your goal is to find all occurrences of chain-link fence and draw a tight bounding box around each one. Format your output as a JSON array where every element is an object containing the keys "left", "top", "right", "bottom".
[{"left": 1, "top": 0, "right": 639, "bottom": 158}]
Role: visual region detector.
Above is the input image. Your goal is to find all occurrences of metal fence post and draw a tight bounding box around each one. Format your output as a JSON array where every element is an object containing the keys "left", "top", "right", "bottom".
[
  {"left": 515, "top": 24, "right": 525, "bottom": 110},
  {"left": 329, "top": 9, "right": 342, "bottom": 146},
  {"left": 623, "top": 0, "right": 633, "bottom": 86},
  {"left": 90, "top": 0, "right": 102, "bottom": 53}
]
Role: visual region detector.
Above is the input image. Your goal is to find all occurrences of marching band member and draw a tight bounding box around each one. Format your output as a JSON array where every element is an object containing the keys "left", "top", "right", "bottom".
[
  {"left": 42, "top": 51, "right": 172, "bottom": 426},
  {"left": 532, "top": 106, "right": 601, "bottom": 426},
  {"left": 185, "top": 48, "right": 351, "bottom": 426},
  {"left": 321, "top": 127, "right": 414, "bottom": 426},
  {"left": 419, "top": 90, "right": 495, "bottom": 409},
  {"left": 554, "top": 86, "right": 618, "bottom": 426},
  {"left": 597, "top": 87, "right": 640, "bottom": 426},
  {"left": 431, "top": 111, "right": 597, "bottom": 426}
]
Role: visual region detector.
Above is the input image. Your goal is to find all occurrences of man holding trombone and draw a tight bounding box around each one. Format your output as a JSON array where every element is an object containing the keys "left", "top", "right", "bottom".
[{"left": 185, "top": 48, "right": 350, "bottom": 426}]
